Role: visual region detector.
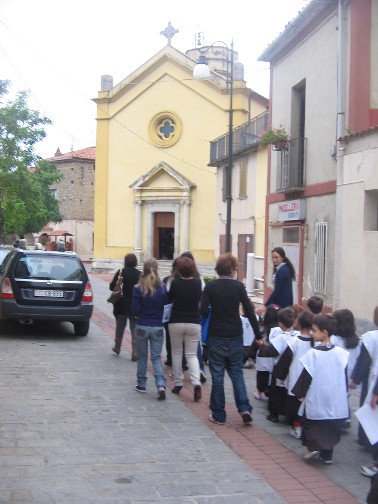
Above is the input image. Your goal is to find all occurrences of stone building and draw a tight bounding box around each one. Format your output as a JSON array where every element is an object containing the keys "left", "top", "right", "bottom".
[{"left": 44, "top": 147, "right": 95, "bottom": 260}]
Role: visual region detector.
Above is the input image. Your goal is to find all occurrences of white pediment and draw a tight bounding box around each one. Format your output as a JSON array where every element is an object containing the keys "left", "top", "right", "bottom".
[{"left": 130, "top": 162, "right": 196, "bottom": 191}]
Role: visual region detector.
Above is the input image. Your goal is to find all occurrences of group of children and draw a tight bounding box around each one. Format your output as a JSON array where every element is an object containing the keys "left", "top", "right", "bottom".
[{"left": 241, "top": 296, "right": 378, "bottom": 467}]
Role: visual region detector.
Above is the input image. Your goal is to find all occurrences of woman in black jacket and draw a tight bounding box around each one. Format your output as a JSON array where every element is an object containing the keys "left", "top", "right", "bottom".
[
  {"left": 110, "top": 253, "right": 141, "bottom": 359},
  {"left": 264, "top": 247, "right": 295, "bottom": 309},
  {"left": 168, "top": 256, "right": 203, "bottom": 401},
  {"left": 200, "top": 253, "right": 260, "bottom": 425}
]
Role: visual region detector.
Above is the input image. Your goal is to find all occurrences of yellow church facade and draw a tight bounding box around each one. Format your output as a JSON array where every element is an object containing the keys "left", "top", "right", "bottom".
[{"left": 92, "top": 43, "right": 262, "bottom": 270}]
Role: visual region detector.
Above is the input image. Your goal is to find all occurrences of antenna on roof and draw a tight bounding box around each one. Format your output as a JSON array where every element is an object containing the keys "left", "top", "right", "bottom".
[{"left": 195, "top": 32, "right": 204, "bottom": 48}]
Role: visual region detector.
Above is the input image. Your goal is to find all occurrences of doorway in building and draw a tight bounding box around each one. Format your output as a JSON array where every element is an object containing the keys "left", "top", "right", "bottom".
[
  {"left": 154, "top": 212, "right": 174, "bottom": 260},
  {"left": 237, "top": 234, "right": 254, "bottom": 281},
  {"left": 283, "top": 225, "right": 303, "bottom": 305}
]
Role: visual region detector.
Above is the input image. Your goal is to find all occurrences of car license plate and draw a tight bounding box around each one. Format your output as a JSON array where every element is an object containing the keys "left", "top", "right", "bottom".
[{"left": 34, "top": 290, "right": 64, "bottom": 298}]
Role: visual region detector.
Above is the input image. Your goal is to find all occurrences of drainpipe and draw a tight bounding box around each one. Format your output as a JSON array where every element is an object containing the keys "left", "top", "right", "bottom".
[
  {"left": 334, "top": 0, "right": 345, "bottom": 311},
  {"left": 337, "top": 0, "right": 345, "bottom": 141}
]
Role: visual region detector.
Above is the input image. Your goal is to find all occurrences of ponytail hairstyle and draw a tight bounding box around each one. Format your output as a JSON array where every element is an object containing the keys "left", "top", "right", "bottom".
[
  {"left": 332, "top": 309, "right": 359, "bottom": 349},
  {"left": 138, "top": 258, "right": 162, "bottom": 297},
  {"left": 272, "top": 247, "right": 296, "bottom": 280}
]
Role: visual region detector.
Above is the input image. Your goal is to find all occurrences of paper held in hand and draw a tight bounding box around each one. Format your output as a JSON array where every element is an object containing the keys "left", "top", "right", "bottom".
[
  {"left": 162, "top": 303, "right": 173, "bottom": 323},
  {"left": 355, "top": 403, "right": 378, "bottom": 445}
]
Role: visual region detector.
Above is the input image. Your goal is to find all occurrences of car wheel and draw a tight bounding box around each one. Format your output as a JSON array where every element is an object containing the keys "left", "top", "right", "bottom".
[{"left": 73, "top": 320, "right": 90, "bottom": 336}]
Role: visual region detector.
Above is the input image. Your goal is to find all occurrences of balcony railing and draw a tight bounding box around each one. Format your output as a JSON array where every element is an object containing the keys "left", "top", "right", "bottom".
[
  {"left": 210, "top": 110, "right": 268, "bottom": 164},
  {"left": 276, "top": 137, "right": 307, "bottom": 192}
]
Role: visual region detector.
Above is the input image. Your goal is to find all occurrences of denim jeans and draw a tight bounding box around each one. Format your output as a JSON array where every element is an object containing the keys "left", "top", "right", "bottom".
[
  {"left": 208, "top": 335, "right": 252, "bottom": 422},
  {"left": 135, "top": 325, "right": 166, "bottom": 390}
]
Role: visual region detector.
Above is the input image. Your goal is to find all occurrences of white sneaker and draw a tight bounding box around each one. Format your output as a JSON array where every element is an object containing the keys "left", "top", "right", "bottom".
[
  {"left": 360, "top": 463, "right": 378, "bottom": 478},
  {"left": 253, "top": 390, "right": 262, "bottom": 400},
  {"left": 290, "top": 426, "right": 302, "bottom": 439},
  {"left": 303, "top": 450, "right": 319, "bottom": 460}
]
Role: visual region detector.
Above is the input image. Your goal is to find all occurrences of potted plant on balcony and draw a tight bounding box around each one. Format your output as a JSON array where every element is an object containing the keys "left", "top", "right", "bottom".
[{"left": 259, "top": 126, "right": 289, "bottom": 151}]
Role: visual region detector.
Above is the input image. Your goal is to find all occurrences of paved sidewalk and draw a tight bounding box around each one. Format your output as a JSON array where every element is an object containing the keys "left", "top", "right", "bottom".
[{"left": 92, "top": 273, "right": 371, "bottom": 504}]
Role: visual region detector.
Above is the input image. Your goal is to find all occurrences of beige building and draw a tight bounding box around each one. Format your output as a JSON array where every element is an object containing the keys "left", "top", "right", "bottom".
[
  {"left": 336, "top": 128, "right": 378, "bottom": 320},
  {"left": 259, "top": 0, "right": 378, "bottom": 321},
  {"left": 209, "top": 107, "right": 268, "bottom": 282},
  {"left": 45, "top": 147, "right": 95, "bottom": 260},
  {"left": 92, "top": 41, "right": 254, "bottom": 272}
]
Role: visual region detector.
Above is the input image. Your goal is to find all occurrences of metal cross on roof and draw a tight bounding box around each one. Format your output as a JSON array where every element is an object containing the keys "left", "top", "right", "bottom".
[{"left": 160, "top": 22, "right": 179, "bottom": 46}]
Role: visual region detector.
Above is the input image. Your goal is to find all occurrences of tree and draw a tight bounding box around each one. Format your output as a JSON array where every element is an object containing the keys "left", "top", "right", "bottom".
[{"left": 0, "top": 80, "right": 62, "bottom": 240}]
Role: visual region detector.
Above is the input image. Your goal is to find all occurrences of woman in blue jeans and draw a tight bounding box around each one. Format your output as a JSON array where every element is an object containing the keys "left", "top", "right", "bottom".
[
  {"left": 200, "top": 253, "right": 261, "bottom": 425},
  {"left": 131, "top": 258, "right": 168, "bottom": 400}
]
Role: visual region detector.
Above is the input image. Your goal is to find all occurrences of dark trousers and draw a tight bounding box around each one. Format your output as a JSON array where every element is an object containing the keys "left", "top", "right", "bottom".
[
  {"left": 164, "top": 322, "right": 172, "bottom": 365},
  {"left": 256, "top": 371, "right": 270, "bottom": 394},
  {"left": 286, "top": 394, "right": 301, "bottom": 426},
  {"left": 114, "top": 314, "right": 137, "bottom": 357},
  {"left": 268, "top": 381, "right": 287, "bottom": 417}
]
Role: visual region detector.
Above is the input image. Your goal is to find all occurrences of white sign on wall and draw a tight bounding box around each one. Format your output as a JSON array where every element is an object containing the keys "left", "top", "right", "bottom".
[{"left": 278, "top": 199, "right": 306, "bottom": 221}]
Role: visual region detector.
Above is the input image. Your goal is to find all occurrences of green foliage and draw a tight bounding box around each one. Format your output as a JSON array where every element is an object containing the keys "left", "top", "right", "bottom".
[
  {"left": 203, "top": 275, "right": 217, "bottom": 284},
  {"left": 0, "top": 80, "right": 62, "bottom": 236},
  {"left": 259, "top": 126, "right": 289, "bottom": 148}
]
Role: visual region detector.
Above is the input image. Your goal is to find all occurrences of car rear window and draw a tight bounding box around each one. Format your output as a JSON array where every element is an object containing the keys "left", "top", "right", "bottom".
[
  {"left": 0, "top": 250, "right": 15, "bottom": 274},
  {"left": 14, "top": 256, "right": 84, "bottom": 281},
  {"left": 0, "top": 248, "right": 12, "bottom": 267}
]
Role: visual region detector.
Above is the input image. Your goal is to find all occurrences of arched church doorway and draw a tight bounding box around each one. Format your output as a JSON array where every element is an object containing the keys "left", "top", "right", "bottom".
[{"left": 153, "top": 212, "right": 174, "bottom": 259}]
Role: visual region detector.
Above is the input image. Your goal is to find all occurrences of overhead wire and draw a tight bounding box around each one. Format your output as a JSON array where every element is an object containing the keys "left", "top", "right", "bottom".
[{"left": 0, "top": 17, "right": 266, "bottom": 175}]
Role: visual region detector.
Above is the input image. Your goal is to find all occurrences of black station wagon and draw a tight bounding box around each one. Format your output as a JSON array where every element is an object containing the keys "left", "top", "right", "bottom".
[{"left": 0, "top": 249, "right": 93, "bottom": 335}]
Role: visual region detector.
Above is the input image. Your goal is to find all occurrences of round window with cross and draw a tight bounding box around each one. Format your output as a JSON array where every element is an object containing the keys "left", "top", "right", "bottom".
[{"left": 149, "top": 111, "right": 182, "bottom": 147}]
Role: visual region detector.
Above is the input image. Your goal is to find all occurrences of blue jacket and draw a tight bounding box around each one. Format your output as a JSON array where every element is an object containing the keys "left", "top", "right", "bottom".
[
  {"left": 131, "top": 284, "right": 168, "bottom": 327},
  {"left": 265, "top": 263, "right": 293, "bottom": 308}
]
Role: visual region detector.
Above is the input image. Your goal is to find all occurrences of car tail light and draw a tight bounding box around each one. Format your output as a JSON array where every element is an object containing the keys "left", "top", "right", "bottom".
[
  {"left": 1, "top": 277, "right": 14, "bottom": 299},
  {"left": 82, "top": 281, "right": 93, "bottom": 302}
]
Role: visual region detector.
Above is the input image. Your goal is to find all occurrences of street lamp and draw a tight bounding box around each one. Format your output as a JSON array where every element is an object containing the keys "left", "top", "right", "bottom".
[{"left": 193, "top": 40, "right": 234, "bottom": 253}]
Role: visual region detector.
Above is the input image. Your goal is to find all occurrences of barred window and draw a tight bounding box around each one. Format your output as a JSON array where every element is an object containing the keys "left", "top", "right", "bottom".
[{"left": 314, "top": 221, "right": 328, "bottom": 294}]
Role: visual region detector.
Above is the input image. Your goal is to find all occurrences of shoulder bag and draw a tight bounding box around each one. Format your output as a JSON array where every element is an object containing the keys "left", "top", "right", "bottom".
[{"left": 107, "top": 270, "right": 123, "bottom": 304}]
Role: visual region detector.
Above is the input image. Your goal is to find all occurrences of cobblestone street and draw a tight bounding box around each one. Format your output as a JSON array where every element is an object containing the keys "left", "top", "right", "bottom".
[{"left": 0, "top": 272, "right": 371, "bottom": 503}]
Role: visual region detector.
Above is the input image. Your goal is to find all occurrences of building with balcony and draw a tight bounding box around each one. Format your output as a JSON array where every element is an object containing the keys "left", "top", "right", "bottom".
[
  {"left": 259, "top": 0, "right": 378, "bottom": 321},
  {"left": 208, "top": 107, "right": 268, "bottom": 282}
]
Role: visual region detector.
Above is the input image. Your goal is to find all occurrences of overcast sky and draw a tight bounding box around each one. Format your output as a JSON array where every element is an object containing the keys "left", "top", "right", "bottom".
[{"left": 0, "top": 0, "right": 311, "bottom": 158}]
